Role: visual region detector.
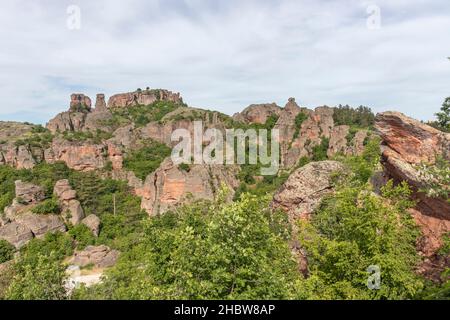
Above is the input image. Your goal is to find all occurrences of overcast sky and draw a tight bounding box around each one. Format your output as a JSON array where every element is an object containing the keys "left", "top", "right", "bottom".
[{"left": 0, "top": 0, "right": 449, "bottom": 124}]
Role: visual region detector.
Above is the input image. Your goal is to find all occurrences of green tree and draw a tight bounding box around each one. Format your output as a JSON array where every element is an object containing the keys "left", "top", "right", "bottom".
[
  {"left": 5, "top": 252, "right": 67, "bottom": 300},
  {"left": 74, "top": 190, "right": 298, "bottom": 300},
  {"left": 435, "top": 97, "right": 450, "bottom": 132}
]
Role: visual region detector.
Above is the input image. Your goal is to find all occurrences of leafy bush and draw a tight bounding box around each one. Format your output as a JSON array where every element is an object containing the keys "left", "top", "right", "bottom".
[
  {"left": 417, "top": 155, "right": 450, "bottom": 201},
  {"left": 292, "top": 112, "right": 308, "bottom": 141},
  {"left": 312, "top": 137, "right": 329, "bottom": 161},
  {"left": 5, "top": 252, "right": 67, "bottom": 300},
  {"left": 68, "top": 224, "right": 96, "bottom": 249},
  {"left": 31, "top": 197, "right": 60, "bottom": 214},
  {"left": 0, "top": 240, "right": 15, "bottom": 264}
]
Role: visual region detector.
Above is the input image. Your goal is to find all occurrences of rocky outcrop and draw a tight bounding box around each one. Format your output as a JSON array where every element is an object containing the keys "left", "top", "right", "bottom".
[
  {"left": 45, "top": 138, "right": 108, "bottom": 171},
  {"left": 375, "top": 111, "right": 450, "bottom": 220},
  {"left": 139, "top": 158, "right": 239, "bottom": 215},
  {"left": 94, "top": 94, "right": 107, "bottom": 111},
  {"left": 272, "top": 161, "right": 344, "bottom": 220},
  {"left": 2, "top": 145, "right": 36, "bottom": 169},
  {"left": 15, "top": 213, "right": 66, "bottom": 238},
  {"left": 82, "top": 214, "right": 101, "bottom": 237},
  {"left": 0, "top": 222, "right": 33, "bottom": 249},
  {"left": 70, "top": 94, "right": 91, "bottom": 112},
  {"left": 283, "top": 106, "right": 334, "bottom": 168},
  {"left": 232, "top": 103, "right": 281, "bottom": 124},
  {"left": 108, "top": 89, "right": 183, "bottom": 108},
  {"left": 47, "top": 93, "right": 113, "bottom": 134},
  {"left": 375, "top": 111, "right": 450, "bottom": 273},
  {"left": 15, "top": 181, "right": 45, "bottom": 204},
  {"left": 69, "top": 245, "right": 119, "bottom": 268},
  {"left": 54, "top": 179, "right": 84, "bottom": 225}
]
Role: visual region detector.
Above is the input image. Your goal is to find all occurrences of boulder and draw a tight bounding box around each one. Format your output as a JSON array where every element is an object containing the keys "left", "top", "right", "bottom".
[
  {"left": 0, "top": 222, "right": 33, "bottom": 249},
  {"left": 54, "top": 180, "right": 85, "bottom": 225},
  {"left": 15, "top": 213, "right": 66, "bottom": 238},
  {"left": 272, "top": 161, "right": 344, "bottom": 220},
  {"left": 82, "top": 214, "right": 101, "bottom": 237},
  {"left": 70, "top": 245, "right": 119, "bottom": 268},
  {"left": 54, "top": 179, "right": 77, "bottom": 201},
  {"left": 15, "top": 180, "right": 45, "bottom": 204}
]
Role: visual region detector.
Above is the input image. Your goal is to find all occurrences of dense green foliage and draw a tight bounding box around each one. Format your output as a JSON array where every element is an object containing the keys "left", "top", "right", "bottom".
[
  {"left": 333, "top": 105, "right": 375, "bottom": 128},
  {"left": 296, "top": 139, "right": 424, "bottom": 299},
  {"left": 311, "top": 137, "right": 329, "bottom": 161},
  {"left": 106, "top": 100, "right": 184, "bottom": 128},
  {"left": 123, "top": 140, "right": 171, "bottom": 180},
  {"left": 14, "top": 129, "right": 53, "bottom": 149},
  {"left": 62, "top": 129, "right": 113, "bottom": 144},
  {"left": 31, "top": 197, "right": 60, "bottom": 214},
  {"left": 0, "top": 240, "right": 15, "bottom": 264},
  {"left": 73, "top": 191, "right": 298, "bottom": 299},
  {"left": 5, "top": 252, "right": 67, "bottom": 300},
  {"left": 435, "top": 97, "right": 450, "bottom": 132}
]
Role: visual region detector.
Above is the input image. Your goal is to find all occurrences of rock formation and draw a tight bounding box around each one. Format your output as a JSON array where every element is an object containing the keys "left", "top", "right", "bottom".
[
  {"left": 14, "top": 180, "right": 45, "bottom": 205},
  {"left": 139, "top": 158, "right": 239, "bottom": 215},
  {"left": 232, "top": 103, "right": 281, "bottom": 124},
  {"left": 82, "top": 214, "right": 101, "bottom": 237},
  {"left": 375, "top": 111, "right": 450, "bottom": 276},
  {"left": 0, "top": 222, "right": 33, "bottom": 249},
  {"left": 69, "top": 245, "right": 119, "bottom": 268},
  {"left": 15, "top": 213, "right": 66, "bottom": 238},
  {"left": 272, "top": 161, "right": 345, "bottom": 221},
  {"left": 107, "top": 89, "right": 183, "bottom": 108},
  {"left": 70, "top": 94, "right": 91, "bottom": 112},
  {"left": 54, "top": 179, "right": 85, "bottom": 225}
]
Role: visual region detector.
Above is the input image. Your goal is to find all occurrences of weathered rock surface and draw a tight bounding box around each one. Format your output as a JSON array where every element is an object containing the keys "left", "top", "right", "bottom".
[
  {"left": 45, "top": 138, "right": 108, "bottom": 171},
  {"left": 272, "top": 161, "right": 344, "bottom": 220},
  {"left": 108, "top": 89, "right": 183, "bottom": 108},
  {"left": 82, "top": 214, "right": 101, "bottom": 237},
  {"left": 15, "top": 213, "right": 66, "bottom": 238},
  {"left": 232, "top": 103, "right": 281, "bottom": 124},
  {"left": 47, "top": 93, "right": 113, "bottom": 134},
  {"left": 14, "top": 180, "right": 45, "bottom": 204},
  {"left": 70, "top": 94, "right": 91, "bottom": 112},
  {"left": 70, "top": 245, "right": 119, "bottom": 268},
  {"left": 375, "top": 111, "right": 450, "bottom": 220},
  {"left": 54, "top": 179, "right": 85, "bottom": 225},
  {"left": 375, "top": 111, "right": 450, "bottom": 276},
  {"left": 0, "top": 222, "right": 33, "bottom": 249},
  {"left": 139, "top": 158, "right": 239, "bottom": 215}
]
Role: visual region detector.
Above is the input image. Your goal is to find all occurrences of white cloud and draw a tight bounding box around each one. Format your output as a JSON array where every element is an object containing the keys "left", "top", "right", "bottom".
[{"left": 0, "top": 0, "right": 449, "bottom": 123}]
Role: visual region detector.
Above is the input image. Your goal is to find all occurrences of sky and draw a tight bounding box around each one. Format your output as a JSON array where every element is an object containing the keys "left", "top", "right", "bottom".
[{"left": 0, "top": 0, "right": 449, "bottom": 124}]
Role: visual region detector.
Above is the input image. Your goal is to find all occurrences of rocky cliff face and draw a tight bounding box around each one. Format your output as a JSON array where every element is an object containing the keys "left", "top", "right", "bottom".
[
  {"left": 108, "top": 89, "right": 183, "bottom": 108},
  {"left": 139, "top": 158, "right": 239, "bottom": 215},
  {"left": 375, "top": 111, "right": 450, "bottom": 273}
]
